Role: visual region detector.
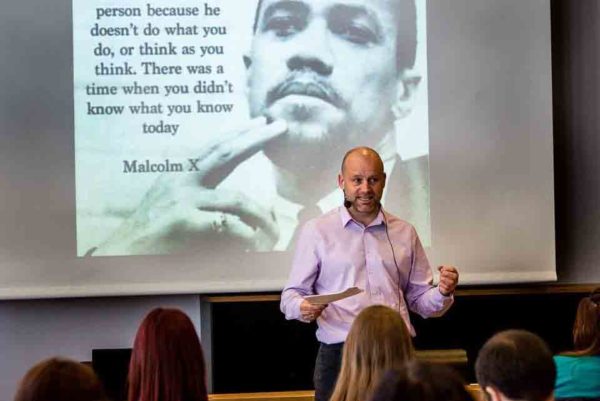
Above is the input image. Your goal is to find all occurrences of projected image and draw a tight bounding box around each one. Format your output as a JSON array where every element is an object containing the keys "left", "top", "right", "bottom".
[{"left": 74, "top": 0, "right": 430, "bottom": 256}]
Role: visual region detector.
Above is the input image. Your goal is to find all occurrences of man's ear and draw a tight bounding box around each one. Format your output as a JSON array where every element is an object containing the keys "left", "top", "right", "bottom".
[
  {"left": 484, "top": 386, "right": 505, "bottom": 401},
  {"left": 243, "top": 54, "right": 252, "bottom": 69},
  {"left": 337, "top": 173, "right": 344, "bottom": 190},
  {"left": 392, "top": 69, "right": 421, "bottom": 120}
]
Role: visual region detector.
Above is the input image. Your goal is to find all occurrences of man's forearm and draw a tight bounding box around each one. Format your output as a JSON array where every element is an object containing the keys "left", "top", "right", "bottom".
[{"left": 407, "top": 285, "right": 454, "bottom": 318}]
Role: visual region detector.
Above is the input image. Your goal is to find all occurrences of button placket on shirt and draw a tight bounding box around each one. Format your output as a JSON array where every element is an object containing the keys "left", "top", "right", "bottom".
[{"left": 364, "top": 226, "right": 384, "bottom": 302}]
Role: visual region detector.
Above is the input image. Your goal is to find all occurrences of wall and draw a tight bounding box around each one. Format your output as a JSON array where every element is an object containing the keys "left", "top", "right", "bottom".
[{"left": 553, "top": 0, "right": 600, "bottom": 282}]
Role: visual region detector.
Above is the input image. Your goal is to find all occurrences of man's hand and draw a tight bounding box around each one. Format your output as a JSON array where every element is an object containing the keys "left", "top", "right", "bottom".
[
  {"left": 300, "top": 299, "right": 327, "bottom": 322},
  {"left": 95, "top": 117, "right": 288, "bottom": 255},
  {"left": 437, "top": 265, "right": 459, "bottom": 296}
]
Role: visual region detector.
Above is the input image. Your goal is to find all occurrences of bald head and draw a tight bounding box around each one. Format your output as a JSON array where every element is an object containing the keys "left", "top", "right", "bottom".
[
  {"left": 341, "top": 147, "right": 385, "bottom": 175},
  {"left": 338, "top": 147, "right": 386, "bottom": 225}
]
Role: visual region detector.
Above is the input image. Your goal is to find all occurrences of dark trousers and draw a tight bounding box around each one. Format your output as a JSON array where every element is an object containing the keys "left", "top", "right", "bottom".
[{"left": 313, "top": 342, "right": 344, "bottom": 401}]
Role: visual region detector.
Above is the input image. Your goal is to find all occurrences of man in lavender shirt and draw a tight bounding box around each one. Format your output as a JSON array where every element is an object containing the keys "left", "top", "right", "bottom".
[{"left": 280, "top": 147, "right": 459, "bottom": 401}]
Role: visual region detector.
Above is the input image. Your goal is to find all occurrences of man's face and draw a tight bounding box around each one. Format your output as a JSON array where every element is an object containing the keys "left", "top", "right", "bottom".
[
  {"left": 246, "top": 0, "right": 401, "bottom": 160},
  {"left": 338, "top": 151, "right": 386, "bottom": 216}
]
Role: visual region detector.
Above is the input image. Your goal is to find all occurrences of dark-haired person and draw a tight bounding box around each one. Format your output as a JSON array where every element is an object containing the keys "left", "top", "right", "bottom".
[
  {"left": 475, "top": 330, "right": 556, "bottom": 401},
  {"left": 554, "top": 289, "right": 600, "bottom": 401},
  {"left": 281, "top": 147, "right": 458, "bottom": 401},
  {"left": 128, "top": 308, "right": 208, "bottom": 401},
  {"left": 369, "top": 361, "right": 474, "bottom": 401},
  {"left": 14, "top": 357, "right": 108, "bottom": 401},
  {"left": 329, "top": 305, "right": 415, "bottom": 401},
  {"left": 95, "top": 0, "right": 431, "bottom": 255}
]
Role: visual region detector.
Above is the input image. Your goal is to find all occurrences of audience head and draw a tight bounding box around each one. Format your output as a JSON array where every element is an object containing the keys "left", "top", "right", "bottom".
[
  {"left": 571, "top": 288, "right": 600, "bottom": 355},
  {"left": 369, "top": 361, "right": 474, "bottom": 401},
  {"left": 14, "top": 357, "right": 107, "bottom": 401},
  {"left": 330, "top": 305, "right": 414, "bottom": 401},
  {"left": 128, "top": 307, "right": 208, "bottom": 401},
  {"left": 475, "top": 329, "right": 556, "bottom": 401}
]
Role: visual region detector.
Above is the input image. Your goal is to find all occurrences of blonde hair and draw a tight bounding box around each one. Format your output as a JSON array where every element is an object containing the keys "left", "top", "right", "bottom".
[{"left": 329, "top": 305, "right": 414, "bottom": 401}]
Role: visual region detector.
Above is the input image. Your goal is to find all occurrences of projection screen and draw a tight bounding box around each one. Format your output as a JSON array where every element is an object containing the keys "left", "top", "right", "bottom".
[{"left": 0, "top": 0, "right": 555, "bottom": 299}]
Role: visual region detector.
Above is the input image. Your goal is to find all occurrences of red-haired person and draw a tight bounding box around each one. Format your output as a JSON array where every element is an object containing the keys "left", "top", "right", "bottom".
[
  {"left": 554, "top": 289, "right": 600, "bottom": 400},
  {"left": 128, "top": 308, "right": 208, "bottom": 401},
  {"left": 14, "top": 357, "right": 108, "bottom": 401}
]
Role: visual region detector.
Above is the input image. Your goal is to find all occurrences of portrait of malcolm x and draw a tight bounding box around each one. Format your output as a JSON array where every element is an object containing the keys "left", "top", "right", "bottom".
[{"left": 93, "top": 0, "right": 429, "bottom": 256}]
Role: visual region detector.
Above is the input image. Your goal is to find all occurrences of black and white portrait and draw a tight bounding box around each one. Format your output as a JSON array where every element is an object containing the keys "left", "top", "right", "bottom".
[{"left": 74, "top": 0, "right": 430, "bottom": 256}]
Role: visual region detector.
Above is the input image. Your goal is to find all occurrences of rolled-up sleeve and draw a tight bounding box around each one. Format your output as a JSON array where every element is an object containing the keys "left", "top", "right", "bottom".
[{"left": 280, "top": 221, "right": 322, "bottom": 321}]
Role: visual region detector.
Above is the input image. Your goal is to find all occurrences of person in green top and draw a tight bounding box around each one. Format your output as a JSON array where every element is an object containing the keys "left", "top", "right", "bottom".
[{"left": 554, "top": 288, "right": 600, "bottom": 401}]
